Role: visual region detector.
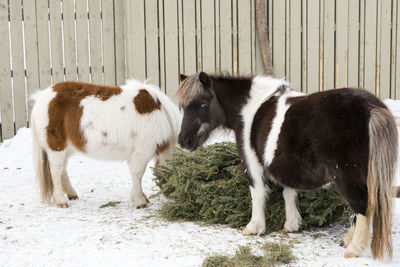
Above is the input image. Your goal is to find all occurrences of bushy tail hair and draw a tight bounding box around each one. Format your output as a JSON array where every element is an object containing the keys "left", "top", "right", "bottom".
[
  {"left": 367, "top": 107, "right": 398, "bottom": 259},
  {"left": 32, "top": 120, "right": 53, "bottom": 202}
]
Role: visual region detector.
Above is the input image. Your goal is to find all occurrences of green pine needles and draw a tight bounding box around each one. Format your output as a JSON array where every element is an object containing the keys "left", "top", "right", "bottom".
[
  {"left": 202, "top": 242, "right": 296, "bottom": 267},
  {"left": 153, "top": 142, "right": 352, "bottom": 232}
]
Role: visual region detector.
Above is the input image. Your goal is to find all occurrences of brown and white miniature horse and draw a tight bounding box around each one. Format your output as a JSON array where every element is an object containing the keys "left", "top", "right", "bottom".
[
  {"left": 31, "top": 80, "right": 181, "bottom": 208},
  {"left": 177, "top": 72, "right": 397, "bottom": 260}
]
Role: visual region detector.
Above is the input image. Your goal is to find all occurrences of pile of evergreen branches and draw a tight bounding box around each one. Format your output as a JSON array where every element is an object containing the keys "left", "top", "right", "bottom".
[{"left": 153, "top": 142, "right": 351, "bottom": 232}]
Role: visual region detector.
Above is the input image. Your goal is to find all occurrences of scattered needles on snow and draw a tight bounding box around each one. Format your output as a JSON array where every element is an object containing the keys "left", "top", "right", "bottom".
[
  {"left": 202, "top": 242, "right": 296, "bottom": 267},
  {"left": 99, "top": 201, "right": 121, "bottom": 208},
  {"left": 153, "top": 142, "right": 352, "bottom": 232}
]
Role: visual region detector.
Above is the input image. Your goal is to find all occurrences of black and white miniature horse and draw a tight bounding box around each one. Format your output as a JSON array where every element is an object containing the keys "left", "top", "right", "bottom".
[{"left": 177, "top": 72, "right": 397, "bottom": 260}]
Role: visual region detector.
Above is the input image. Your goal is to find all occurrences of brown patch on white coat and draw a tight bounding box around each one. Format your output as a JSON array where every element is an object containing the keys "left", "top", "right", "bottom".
[
  {"left": 133, "top": 89, "right": 161, "bottom": 114},
  {"left": 154, "top": 141, "right": 170, "bottom": 166},
  {"left": 47, "top": 82, "right": 122, "bottom": 152}
]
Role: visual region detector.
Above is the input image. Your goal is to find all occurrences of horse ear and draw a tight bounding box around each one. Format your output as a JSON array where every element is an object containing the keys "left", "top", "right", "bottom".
[
  {"left": 179, "top": 74, "right": 188, "bottom": 82},
  {"left": 199, "top": 72, "right": 211, "bottom": 88}
]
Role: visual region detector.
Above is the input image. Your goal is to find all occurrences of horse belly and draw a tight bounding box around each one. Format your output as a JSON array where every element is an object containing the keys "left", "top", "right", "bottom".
[
  {"left": 79, "top": 106, "right": 137, "bottom": 161},
  {"left": 268, "top": 155, "right": 333, "bottom": 191}
]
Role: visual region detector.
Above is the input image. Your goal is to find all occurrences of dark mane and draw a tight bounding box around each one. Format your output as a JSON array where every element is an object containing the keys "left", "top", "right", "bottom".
[{"left": 176, "top": 72, "right": 254, "bottom": 107}]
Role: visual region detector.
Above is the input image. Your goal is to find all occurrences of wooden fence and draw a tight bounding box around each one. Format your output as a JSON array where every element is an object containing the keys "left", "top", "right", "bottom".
[
  {"left": 0, "top": 0, "right": 125, "bottom": 141},
  {"left": 1, "top": 0, "right": 400, "bottom": 141}
]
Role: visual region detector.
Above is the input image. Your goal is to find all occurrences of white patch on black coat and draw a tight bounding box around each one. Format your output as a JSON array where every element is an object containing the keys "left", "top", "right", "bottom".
[{"left": 241, "top": 76, "right": 287, "bottom": 234}]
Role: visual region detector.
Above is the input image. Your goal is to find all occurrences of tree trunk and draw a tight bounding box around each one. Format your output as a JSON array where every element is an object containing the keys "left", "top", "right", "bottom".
[{"left": 256, "top": 0, "right": 274, "bottom": 76}]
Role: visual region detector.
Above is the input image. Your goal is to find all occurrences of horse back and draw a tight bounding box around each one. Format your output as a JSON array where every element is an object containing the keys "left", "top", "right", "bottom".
[{"left": 32, "top": 81, "right": 175, "bottom": 160}]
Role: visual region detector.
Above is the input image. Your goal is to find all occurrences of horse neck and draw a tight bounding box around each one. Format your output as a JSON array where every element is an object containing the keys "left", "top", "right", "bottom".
[{"left": 212, "top": 76, "right": 253, "bottom": 131}]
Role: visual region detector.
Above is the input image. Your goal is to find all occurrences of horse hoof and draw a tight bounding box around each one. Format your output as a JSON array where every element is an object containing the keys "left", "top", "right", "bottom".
[
  {"left": 344, "top": 252, "right": 358, "bottom": 258},
  {"left": 340, "top": 241, "right": 345, "bottom": 248},
  {"left": 57, "top": 203, "right": 69, "bottom": 208},
  {"left": 68, "top": 195, "right": 79, "bottom": 200},
  {"left": 136, "top": 203, "right": 147, "bottom": 209},
  {"left": 282, "top": 228, "right": 289, "bottom": 233},
  {"left": 242, "top": 229, "right": 253, "bottom": 236}
]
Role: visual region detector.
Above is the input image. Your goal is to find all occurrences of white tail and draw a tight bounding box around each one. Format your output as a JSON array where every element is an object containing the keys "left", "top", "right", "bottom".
[
  {"left": 367, "top": 107, "right": 398, "bottom": 259},
  {"left": 31, "top": 120, "right": 53, "bottom": 202}
]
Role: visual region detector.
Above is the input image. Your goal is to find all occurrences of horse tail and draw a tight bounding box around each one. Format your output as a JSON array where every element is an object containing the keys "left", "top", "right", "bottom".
[
  {"left": 31, "top": 106, "right": 53, "bottom": 203},
  {"left": 367, "top": 107, "right": 397, "bottom": 259}
]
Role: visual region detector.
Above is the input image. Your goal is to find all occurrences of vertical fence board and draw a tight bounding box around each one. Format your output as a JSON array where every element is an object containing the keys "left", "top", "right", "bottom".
[
  {"left": 238, "top": 0, "right": 251, "bottom": 74},
  {"left": 88, "top": 0, "right": 102, "bottom": 83},
  {"left": 307, "top": 0, "right": 319, "bottom": 93},
  {"left": 158, "top": 0, "right": 166, "bottom": 92},
  {"left": 215, "top": 0, "right": 220, "bottom": 72},
  {"left": 323, "top": 0, "right": 334, "bottom": 90},
  {"left": 364, "top": 0, "right": 377, "bottom": 94},
  {"left": 114, "top": 0, "right": 125, "bottom": 85},
  {"left": 347, "top": 0, "right": 359, "bottom": 88},
  {"left": 335, "top": 0, "right": 348, "bottom": 88},
  {"left": 289, "top": 0, "right": 301, "bottom": 90},
  {"left": 301, "top": 0, "right": 307, "bottom": 91},
  {"left": 102, "top": 0, "right": 116, "bottom": 85},
  {"left": 391, "top": 0, "right": 398, "bottom": 99},
  {"left": 376, "top": 0, "right": 382, "bottom": 96},
  {"left": 23, "top": 0, "right": 40, "bottom": 116},
  {"left": 196, "top": 0, "right": 202, "bottom": 71},
  {"left": 10, "top": 0, "right": 27, "bottom": 130},
  {"left": 76, "top": 0, "right": 90, "bottom": 83},
  {"left": 127, "top": 0, "right": 145, "bottom": 81},
  {"left": 254, "top": 21, "right": 264, "bottom": 75},
  {"left": 183, "top": 0, "right": 197, "bottom": 75},
  {"left": 272, "top": 0, "right": 285, "bottom": 78},
  {"left": 251, "top": 0, "right": 257, "bottom": 74},
  {"left": 359, "top": 0, "right": 365, "bottom": 88},
  {"left": 124, "top": 0, "right": 132, "bottom": 79},
  {"left": 396, "top": 0, "right": 400, "bottom": 99},
  {"left": 220, "top": 0, "right": 232, "bottom": 73},
  {"left": 232, "top": 0, "right": 238, "bottom": 74},
  {"left": 178, "top": 0, "right": 184, "bottom": 75},
  {"left": 49, "top": 0, "right": 64, "bottom": 83},
  {"left": 379, "top": 0, "right": 391, "bottom": 99},
  {"left": 164, "top": 0, "right": 179, "bottom": 98},
  {"left": 0, "top": 0, "right": 13, "bottom": 140},
  {"left": 202, "top": 0, "right": 215, "bottom": 72},
  {"left": 36, "top": 0, "right": 51, "bottom": 88},
  {"left": 145, "top": 0, "right": 160, "bottom": 86},
  {"left": 268, "top": 0, "right": 272, "bottom": 66},
  {"left": 63, "top": 0, "right": 77, "bottom": 81},
  {"left": 285, "top": 0, "right": 289, "bottom": 78},
  {"left": 318, "top": 0, "right": 324, "bottom": 91}
]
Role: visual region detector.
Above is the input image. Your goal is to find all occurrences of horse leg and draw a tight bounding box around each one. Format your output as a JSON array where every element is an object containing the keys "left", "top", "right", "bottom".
[
  {"left": 243, "top": 178, "right": 270, "bottom": 235},
  {"left": 128, "top": 151, "right": 153, "bottom": 208},
  {"left": 335, "top": 175, "right": 369, "bottom": 258},
  {"left": 282, "top": 187, "right": 302, "bottom": 232},
  {"left": 344, "top": 214, "right": 369, "bottom": 258},
  {"left": 341, "top": 217, "right": 356, "bottom": 248},
  {"left": 61, "top": 155, "right": 78, "bottom": 200},
  {"left": 154, "top": 143, "right": 175, "bottom": 167},
  {"left": 341, "top": 224, "right": 355, "bottom": 248},
  {"left": 47, "top": 150, "right": 68, "bottom": 208}
]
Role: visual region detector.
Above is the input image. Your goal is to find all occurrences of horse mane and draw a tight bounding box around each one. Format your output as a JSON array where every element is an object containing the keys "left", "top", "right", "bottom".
[
  {"left": 176, "top": 72, "right": 254, "bottom": 107},
  {"left": 176, "top": 73, "right": 206, "bottom": 108}
]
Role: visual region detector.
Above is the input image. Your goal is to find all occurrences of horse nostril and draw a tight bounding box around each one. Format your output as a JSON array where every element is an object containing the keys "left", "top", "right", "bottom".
[{"left": 186, "top": 138, "right": 193, "bottom": 147}]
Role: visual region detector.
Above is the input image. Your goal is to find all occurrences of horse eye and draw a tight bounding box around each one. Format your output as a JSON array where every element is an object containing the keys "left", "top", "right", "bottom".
[{"left": 201, "top": 103, "right": 208, "bottom": 109}]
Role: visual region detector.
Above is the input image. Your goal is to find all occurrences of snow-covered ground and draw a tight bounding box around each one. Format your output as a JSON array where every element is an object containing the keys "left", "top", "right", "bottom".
[{"left": 0, "top": 100, "right": 400, "bottom": 267}]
